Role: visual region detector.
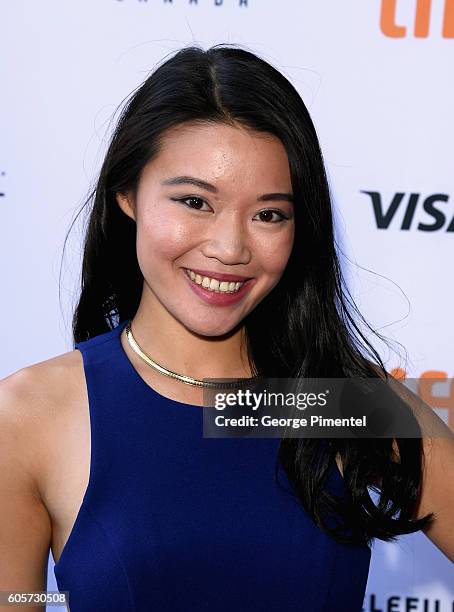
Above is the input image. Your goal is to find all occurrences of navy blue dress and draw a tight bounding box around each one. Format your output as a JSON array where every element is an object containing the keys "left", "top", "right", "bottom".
[{"left": 53, "top": 320, "right": 371, "bottom": 611}]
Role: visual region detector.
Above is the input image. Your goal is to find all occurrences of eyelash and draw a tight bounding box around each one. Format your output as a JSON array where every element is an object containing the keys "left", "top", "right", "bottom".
[{"left": 171, "top": 196, "right": 290, "bottom": 224}]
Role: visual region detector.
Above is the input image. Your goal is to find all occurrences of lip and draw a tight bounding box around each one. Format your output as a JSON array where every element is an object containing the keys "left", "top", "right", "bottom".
[
  {"left": 183, "top": 267, "right": 253, "bottom": 282},
  {"left": 182, "top": 269, "right": 255, "bottom": 307}
]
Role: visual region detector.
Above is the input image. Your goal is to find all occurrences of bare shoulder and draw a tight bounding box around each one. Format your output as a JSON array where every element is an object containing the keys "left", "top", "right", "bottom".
[
  {"left": 0, "top": 348, "right": 84, "bottom": 415},
  {"left": 0, "top": 348, "right": 86, "bottom": 492},
  {"left": 0, "top": 350, "right": 85, "bottom": 487},
  {"left": 0, "top": 348, "right": 85, "bottom": 595}
]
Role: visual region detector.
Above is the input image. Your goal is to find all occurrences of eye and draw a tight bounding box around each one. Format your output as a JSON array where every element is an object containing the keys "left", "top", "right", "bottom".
[
  {"left": 253, "top": 209, "right": 290, "bottom": 224},
  {"left": 171, "top": 197, "right": 291, "bottom": 224},
  {"left": 171, "top": 196, "right": 212, "bottom": 211}
]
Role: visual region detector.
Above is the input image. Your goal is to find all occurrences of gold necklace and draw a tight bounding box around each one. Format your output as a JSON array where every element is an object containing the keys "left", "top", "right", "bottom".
[{"left": 124, "top": 321, "right": 259, "bottom": 389}]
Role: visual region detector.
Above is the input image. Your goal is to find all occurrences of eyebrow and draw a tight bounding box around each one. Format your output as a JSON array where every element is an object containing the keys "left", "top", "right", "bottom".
[{"left": 160, "top": 175, "right": 294, "bottom": 203}]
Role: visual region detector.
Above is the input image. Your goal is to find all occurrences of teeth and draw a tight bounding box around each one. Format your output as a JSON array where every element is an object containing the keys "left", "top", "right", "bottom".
[{"left": 186, "top": 269, "right": 245, "bottom": 293}]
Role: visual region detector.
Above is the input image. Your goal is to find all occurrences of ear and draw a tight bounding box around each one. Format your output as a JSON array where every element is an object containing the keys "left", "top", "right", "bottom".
[{"left": 116, "top": 192, "right": 136, "bottom": 221}]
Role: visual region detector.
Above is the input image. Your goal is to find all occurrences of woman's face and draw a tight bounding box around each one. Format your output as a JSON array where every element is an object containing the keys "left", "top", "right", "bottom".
[{"left": 116, "top": 121, "right": 295, "bottom": 337}]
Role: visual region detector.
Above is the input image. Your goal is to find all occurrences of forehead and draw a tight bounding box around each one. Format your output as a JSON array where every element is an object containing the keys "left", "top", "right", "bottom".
[{"left": 141, "top": 121, "right": 292, "bottom": 191}]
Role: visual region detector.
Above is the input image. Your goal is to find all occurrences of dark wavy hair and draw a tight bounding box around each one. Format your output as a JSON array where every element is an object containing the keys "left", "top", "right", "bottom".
[{"left": 65, "top": 43, "right": 434, "bottom": 546}]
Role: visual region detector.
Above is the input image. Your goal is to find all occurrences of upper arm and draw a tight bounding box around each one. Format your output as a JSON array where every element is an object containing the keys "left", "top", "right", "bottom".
[
  {"left": 412, "top": 434, "right": 454, "bottom": 562},
  {"left": 370, "top": 364, "right": 454, "bottom": 561},
  {"left": 336, "top": 362, "right": 454, "bottom": 561},
  {"left": 0, "top": 370, "right": 53, "bottom": 610}
]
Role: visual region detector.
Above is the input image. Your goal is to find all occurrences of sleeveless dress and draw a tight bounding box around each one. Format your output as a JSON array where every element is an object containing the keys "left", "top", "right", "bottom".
[{"left": 53, "top": 320, "right": 371, "bottom": 611}]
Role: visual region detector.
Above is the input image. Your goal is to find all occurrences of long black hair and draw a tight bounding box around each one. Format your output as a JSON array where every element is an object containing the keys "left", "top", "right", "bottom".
[{"left": 67, "top": 43, "right": 434, "bottom": 546}]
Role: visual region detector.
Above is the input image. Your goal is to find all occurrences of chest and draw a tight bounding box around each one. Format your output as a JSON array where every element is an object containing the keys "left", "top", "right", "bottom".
[{"left": 52, "top": 430, "right": 371, "bottom": 611}]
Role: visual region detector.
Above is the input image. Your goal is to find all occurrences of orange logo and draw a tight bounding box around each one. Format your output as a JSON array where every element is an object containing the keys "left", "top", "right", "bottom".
[
  {"left": 380, "top": 0, "right": 454, "bottom": 37},
  {"left": 391, "top": 368, "right": 454, "bottom": 431}
]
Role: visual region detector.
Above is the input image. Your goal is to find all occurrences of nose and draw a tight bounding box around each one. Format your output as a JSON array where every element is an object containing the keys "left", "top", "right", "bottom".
[{"left": 201, "top": 214, "right": 251, "bottom": 265}]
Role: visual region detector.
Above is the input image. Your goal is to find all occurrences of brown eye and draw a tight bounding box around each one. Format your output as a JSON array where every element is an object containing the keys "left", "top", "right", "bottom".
[
  {"left": 171, "top": 196, "right": 211, "bottom": 211},
  {"left": 254, "top": 209, "right": 289, "bottom": 224}
]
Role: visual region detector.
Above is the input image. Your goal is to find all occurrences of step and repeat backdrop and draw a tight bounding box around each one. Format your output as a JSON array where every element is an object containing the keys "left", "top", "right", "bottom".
[{"left": 1, "top": 1, "right": 453, "bottom": 610}]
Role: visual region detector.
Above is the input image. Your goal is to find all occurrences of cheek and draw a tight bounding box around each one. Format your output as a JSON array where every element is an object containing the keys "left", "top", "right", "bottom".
[
  {"left": 136, "top": 212, "right": 193, "bottom": 263},
  {"left": 255, "top": 227, "right": 294, "bottom": 277}
]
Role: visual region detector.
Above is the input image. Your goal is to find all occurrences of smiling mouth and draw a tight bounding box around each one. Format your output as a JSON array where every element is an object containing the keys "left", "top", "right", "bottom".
[{"left": 184, "top": 268, "right": 249, "bottom": 293}]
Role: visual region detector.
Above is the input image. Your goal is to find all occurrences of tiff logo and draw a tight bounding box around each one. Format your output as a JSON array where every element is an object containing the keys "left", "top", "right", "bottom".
[
  {"left": 391, "top": 369, "right": 454, "bottom": 432},
  {"left": 380, "top": 0, "right": 454, "bottom": 37}
]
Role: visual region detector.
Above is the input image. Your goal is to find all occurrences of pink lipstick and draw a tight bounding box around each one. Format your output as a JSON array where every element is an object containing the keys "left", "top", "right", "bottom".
[{"left": 182, "top": 269, "right": 255, "bottom": 306}]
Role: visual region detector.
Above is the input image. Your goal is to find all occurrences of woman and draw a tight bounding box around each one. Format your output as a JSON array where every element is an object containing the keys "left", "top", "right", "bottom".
[{"left": 0, "top": 44, "right": 453, "bottom": 612}]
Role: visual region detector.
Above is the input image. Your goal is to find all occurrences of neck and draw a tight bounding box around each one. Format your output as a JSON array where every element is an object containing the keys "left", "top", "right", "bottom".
[{"left": 129, "top": 299, "right": 254, "bottom": 382}]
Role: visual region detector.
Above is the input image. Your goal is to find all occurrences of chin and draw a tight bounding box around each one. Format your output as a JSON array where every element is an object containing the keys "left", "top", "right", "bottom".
[{"left": 182, "top": 317, "right": 242, "bottom": 338}]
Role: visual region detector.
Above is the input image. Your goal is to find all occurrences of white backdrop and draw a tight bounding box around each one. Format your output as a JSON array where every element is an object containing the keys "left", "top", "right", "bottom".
[{"left": 1, "top": 1, "right": 453, "bottom": 610}]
